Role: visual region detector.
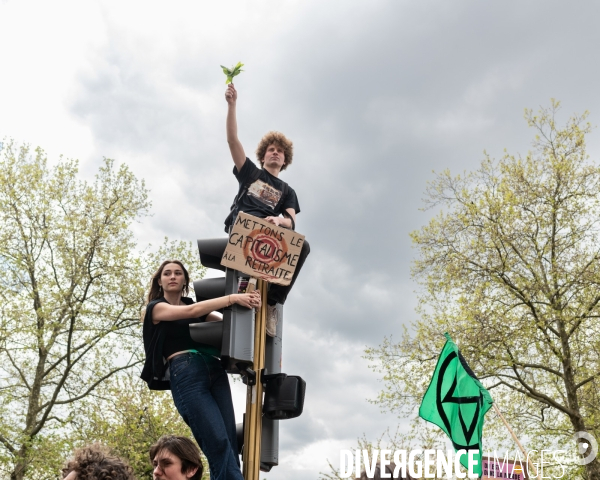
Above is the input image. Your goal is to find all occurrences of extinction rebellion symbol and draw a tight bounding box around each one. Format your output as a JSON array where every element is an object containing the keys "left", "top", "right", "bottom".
[{"left": 436, "top": 351, "right": 484, "bottom": 451}]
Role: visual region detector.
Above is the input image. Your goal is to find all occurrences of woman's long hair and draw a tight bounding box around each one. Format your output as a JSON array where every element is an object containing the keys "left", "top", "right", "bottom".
[{"left": 147, "top": 259, "right": 190, "bottom": 304}]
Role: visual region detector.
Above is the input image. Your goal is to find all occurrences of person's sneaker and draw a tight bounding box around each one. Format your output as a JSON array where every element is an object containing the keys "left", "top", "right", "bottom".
[{"left": 266, "top": 304, "right": 279, "bottom": 337}]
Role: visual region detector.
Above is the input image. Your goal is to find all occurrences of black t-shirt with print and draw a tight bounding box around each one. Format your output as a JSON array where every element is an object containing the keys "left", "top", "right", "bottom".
[{"left": 233, "top": 158, "right": 300, "bottom": 219}]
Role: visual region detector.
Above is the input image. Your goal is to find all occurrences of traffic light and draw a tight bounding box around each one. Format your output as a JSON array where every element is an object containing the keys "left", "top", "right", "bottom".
[
  {"left": 259, "top": 302, "right": 283, "bottom": 469},
  {"left": 189, "top": 238, "right": 255, "bottom": 375},
  {"left": 190, "top": 237, "right": 306, "bottom": 473},
  {"left": 263, "top": 374, "right": 306, "bottom": 420}
]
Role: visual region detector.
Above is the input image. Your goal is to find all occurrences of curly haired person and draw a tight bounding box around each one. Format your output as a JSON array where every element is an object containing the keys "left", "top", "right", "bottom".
[
  {"left": 62, "top": 443, "right": 136, "bottom": 480},
  {"left": 225, "top": 83, "right": 310, "bottom": 336}
]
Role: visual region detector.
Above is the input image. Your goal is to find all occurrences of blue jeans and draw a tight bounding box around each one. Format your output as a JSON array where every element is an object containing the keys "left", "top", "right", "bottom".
[{"left": 169, "top": 352, "right": 243, "bottom": 480}]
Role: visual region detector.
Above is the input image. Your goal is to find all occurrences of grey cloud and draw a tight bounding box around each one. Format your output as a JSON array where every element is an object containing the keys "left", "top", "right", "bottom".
[{"left": 63, "top": 1, "right": 600, "bottom": 478}]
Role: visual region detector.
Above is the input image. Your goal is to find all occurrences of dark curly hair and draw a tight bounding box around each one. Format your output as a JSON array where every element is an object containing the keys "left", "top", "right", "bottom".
[
  {"left": 255, "top": 131, "right": 294, "bottom": 171},
  {"left": 62, "top": 444, "right": 136, "bottom": 480}
]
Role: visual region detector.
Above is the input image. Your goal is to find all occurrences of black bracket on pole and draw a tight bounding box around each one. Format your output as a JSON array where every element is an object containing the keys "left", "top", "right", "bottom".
[
  {"left": 261, "top": 371, "right": 287, "bottom": 388},
  {"left": 237, "top": 362, "right": 256, "bottom": 386}
]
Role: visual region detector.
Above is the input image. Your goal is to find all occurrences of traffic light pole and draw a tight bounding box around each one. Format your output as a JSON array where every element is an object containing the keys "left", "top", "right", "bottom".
[
  {"left": 242, "top": 279, "right": 267, "bottom": 480},
  {"left": 193, "top": 237, "right": 305, "bottom": 476}
]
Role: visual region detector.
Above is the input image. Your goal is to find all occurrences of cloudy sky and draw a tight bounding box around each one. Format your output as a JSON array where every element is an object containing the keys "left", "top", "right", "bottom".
[{"left": 2, "top": 1, "right": 600, "bottom": 478}]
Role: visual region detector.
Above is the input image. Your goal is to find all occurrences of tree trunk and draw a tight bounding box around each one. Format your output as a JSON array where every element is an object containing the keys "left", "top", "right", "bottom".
[
  {"left": 557, "top": 322, "right": 600, "bottom": 479},
  {"left": 10, "top": 445, "right": 29, "bottom": 480},
  {"left": 584, "top": 457, "right": 600, "bottom": 480},
  {"left": 570, "top": 416, "right": 600, "bottom": 480}
]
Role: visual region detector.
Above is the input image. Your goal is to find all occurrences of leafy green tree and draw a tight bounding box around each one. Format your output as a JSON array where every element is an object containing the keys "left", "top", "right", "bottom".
[
  {"left": 365, "top": 101, "right": 600, "bottom": 479},
  {"left": 0, "top": 141, "right": 204, "bottom": 479},
  {"left": 68, "top": 372, "right": 209, "bottom": 479}
]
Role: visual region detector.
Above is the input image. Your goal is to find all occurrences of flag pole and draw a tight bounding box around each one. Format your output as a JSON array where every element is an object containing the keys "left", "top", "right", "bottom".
[{"left": 492, "top": 404, "right": 541, "bottom": 480}]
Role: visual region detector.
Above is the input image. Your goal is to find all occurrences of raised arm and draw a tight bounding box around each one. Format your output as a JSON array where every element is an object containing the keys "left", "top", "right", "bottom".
[
  {"left": 152, "top": 291, "right": 261, "bottom": 324},
  {"left": 225, "top": 84, "right": 246, "bottom": 171}
]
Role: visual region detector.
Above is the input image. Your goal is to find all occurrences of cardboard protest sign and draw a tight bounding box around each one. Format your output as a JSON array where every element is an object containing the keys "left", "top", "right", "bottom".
[{"left": 221, "top": 212, "right": 305, "bottom": 285}]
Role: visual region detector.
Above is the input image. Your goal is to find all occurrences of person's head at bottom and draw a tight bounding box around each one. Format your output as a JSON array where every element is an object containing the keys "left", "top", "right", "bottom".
[
  {"left": 62, "top": 443, "right": 136, "bottom": 480},
  {"left": 360, "top": 462, "right": 414, "bottom": 480},
  {"left": 150, "top": 435, "right": 203, "bottom": 480}
]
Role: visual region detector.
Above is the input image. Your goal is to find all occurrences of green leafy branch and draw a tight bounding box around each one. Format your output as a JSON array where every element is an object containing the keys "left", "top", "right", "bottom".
[{"left": 220, "top": 61, "right": 244, "bottom": 84}]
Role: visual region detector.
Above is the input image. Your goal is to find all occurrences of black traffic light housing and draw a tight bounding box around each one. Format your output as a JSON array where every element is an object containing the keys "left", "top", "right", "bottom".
[
  {"left": 191, "top": 237, "right": 307, "bottom": 471},
  {"left": 263, "top": 374, "right": 306, "bottom": 420},
  {"left": 189, "top": 238, "right": 255, "bottom": 374}
]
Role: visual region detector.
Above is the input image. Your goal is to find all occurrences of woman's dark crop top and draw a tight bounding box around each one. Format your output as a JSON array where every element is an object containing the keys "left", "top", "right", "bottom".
[{"left": 151, "top": 297, "right": 220, "bottom": 358}]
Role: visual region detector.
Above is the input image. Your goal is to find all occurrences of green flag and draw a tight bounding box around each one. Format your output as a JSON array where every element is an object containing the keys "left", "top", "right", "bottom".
[{"left": 419, "top": 333, "right": 493, "bottom": 477}]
